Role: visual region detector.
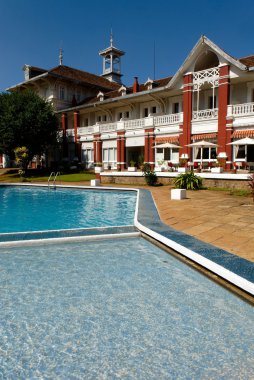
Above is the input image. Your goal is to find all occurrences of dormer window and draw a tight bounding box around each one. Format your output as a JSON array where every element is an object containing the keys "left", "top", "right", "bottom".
[
  {"left": 97, "top": 91, "right": 104, "bottom": 101},
  {"left": 118, "top": 85, "right": 127, "bottom": 96},
  {"left": 144, "top": 78, "right": 154, "bottom": 90}
]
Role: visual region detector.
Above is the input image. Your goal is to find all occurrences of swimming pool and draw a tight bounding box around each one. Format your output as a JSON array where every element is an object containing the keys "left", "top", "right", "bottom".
[
  {"left": 0, "top": 185, "right": 136, "bottom": 232},
  {"left": 0, "top": 236, "right": 253, "bottom": 379}
]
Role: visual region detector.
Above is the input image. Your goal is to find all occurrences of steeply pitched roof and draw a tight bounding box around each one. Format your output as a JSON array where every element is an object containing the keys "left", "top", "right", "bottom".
[
  {"left": 47, "top": 65, "right": 121, "bottom": 91},
  {"left": 77, "top": 75, "right": 173, "bottom": 106}
]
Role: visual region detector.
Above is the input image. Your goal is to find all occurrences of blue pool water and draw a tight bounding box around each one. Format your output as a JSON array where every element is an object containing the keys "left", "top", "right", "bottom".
[
  {"left": 0, "top": 237, "right": 253, "bottom": 379},
  {"left": 0, "top": 186, "right": 136, "bottom": 232}
]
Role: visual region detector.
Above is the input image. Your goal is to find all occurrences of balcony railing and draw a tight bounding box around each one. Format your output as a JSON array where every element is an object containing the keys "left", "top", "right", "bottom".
[
  {"left": 229, "top": 102, "right": 254, "bottom": 116},
  {"left": 192, "top": 108, "right": 218, "bottom": 121},
  {"left": 154, "top": 113, "right": 183, "bottom": 126},
  {"left": 76, "top": 113, "right": 182, "bottom": 136},
  {"left": 124, "top": 118, "right": 145, "bottom": 130},
  {"left": 99, "top": 122, "right": 118, "bottom": 133}
]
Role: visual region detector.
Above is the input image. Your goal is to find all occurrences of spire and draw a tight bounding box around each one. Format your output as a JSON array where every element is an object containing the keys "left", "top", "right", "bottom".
[
  {"left": 110, "top": 28, "right": 113, "bottom": 47},
  {"left": 59, "top": 47, "right": 63, "bottom": 66}
]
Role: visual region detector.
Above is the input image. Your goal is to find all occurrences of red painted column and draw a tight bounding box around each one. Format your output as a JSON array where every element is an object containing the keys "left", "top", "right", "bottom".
[
  {"left": 117, "top": 131, "right": 125, "bottom": 170},
  {"left": 218, "top": 65, "right": 230, "bottom": 151},
  {"left": 73, "top": 111, "right": 81, "bottom": 161},
  {"left": 217, "top": 64, "right": 231, "bottom": 168},
  {"left": 61, "top": 112, "right": 68, "bottom": 158},
  {"left": 93, "top": 134, "right": 102, "bottom": 163},
  {"left": 117, "top": 132, "right": 121, "bottom": 170},
  {"left": 180, "top": 73, "right": 193, "bottom": 159},
  {"left": 97, "top": 139, "right": 102, "bottom": 163},
  {"left": 144, "top": 128, "right": 155, "bottom": 167},
  {"left": 120, "top": 135, "right": 126, "bottom": 170}
]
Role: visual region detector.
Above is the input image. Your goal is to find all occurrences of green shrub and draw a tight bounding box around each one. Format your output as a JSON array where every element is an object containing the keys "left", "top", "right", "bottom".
[
  {"left": 174, "top": 171, "right": 202, "bottom": 190},
  {"left": 142, "top": 164, "right": 158, "bottom": 186}
]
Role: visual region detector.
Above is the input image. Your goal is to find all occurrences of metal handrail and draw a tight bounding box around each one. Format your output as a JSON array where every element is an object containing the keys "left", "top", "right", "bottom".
[{"left": 48, "top": 171, "right": 61, "bottom": 188}]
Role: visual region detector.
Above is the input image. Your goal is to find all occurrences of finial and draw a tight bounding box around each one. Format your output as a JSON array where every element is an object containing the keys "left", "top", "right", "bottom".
[
  {"left": 59, "top": 47, "right": 63, "bottom": 66},
  {"left": 110, "top": 28, "right": 113, "bottom": 47}
]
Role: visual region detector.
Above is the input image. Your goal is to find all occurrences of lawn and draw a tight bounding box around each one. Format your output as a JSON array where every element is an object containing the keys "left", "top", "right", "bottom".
[{"left": 0, "top": 171, "right": 96, "bottom": 183}]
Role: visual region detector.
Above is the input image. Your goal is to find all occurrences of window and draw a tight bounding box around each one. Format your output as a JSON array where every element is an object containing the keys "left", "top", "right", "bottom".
[
  {"left": 118, "top": 112, "right": 123, "bottom": 120},
  {"left": 98, "top": 116, "right": 102, "bottom": 122},
  {"left": 173, "top": 103, "right": 179, "bottom": 114},
  {"left": 164, "top": 148, "right": 170, "bottom": 160},
  {"left": 103, "top": 148, "right": 117, "bottom": 165},
  {"left": 85, "top": 118, "right": 89, "bottom": 127},
  {"left": 125, "top": 111, "right": 129, "bottom": 118},
  {"left": 152, "top": 106, "right": 157, "bottom": 114},
  {"left": 60, "top": 87, "right": 65, "bottom": 100},
  {"left": 82, "top": 149, "right": 93, "bottom": 164},
  {"left": 208, "top": 96, "right": 216, "bottom": 109},
  {"left": 236, "top": 145, "right": 245, "bottom": 159},
  {"left": 144, "top": 108, "right": 149, "bottom": 117}
]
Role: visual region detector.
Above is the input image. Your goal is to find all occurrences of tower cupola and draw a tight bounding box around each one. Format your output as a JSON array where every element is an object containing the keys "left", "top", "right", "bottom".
[{"left": 99, "top": 31, "right": 125, "bottom": 84}]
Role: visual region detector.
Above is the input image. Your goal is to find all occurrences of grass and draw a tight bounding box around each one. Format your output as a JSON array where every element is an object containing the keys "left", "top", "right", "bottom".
[{"left": 0, "top": 171, "right": 96, "bottom": 183}]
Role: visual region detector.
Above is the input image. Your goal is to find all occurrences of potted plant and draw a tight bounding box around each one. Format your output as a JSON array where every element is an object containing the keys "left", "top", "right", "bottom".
[
  {"left": 156, "top": 159, "right": 166, "bottom": 172},
  {"left": 211, "top": 161, "right": 223, "bottom": 173},
  {"left": 128, "top": 160, "right": 137, "bottom": 172},
  {"left": 178, "top": 158, "right": 189, "bottom": 173}
]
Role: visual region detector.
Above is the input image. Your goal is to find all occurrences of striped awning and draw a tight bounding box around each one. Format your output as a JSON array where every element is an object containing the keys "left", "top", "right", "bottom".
[
  {"left": 155, "top": 136, "right": 179, "bottom": 143},
  {"left": 231, "top": 129, "right": 254, "bottom": 138},
  {"left": 191, "top": 133, "right": 217, "bottom": 141}
]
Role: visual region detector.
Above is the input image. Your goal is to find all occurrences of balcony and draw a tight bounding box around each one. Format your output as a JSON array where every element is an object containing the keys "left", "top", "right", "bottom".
[
  {"left": 227, "top": 102, "right": 254, "bottom": 127},
  {"left": 77, "top": 113, "right": 183, "bottom": 137}
]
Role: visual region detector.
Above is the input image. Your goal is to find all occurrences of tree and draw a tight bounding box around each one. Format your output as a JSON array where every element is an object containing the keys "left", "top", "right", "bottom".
[
  {"left": 14, "top": 146, "right": 29, "bottom": 177},
  {"left": 0, "top": 90, "right": 59, "bottom": 162}
]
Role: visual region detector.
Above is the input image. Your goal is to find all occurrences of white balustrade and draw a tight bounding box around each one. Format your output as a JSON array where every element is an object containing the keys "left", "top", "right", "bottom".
[
  {"left": 154, "top": 113, "right": 183, "bottom": 126},
  {"left": 231, "top": 102, "right": 254, "bottom": 116},
  {"left": 78, "top": 126, "right": 95, "bottom": 135},
  {"left": 99, "top": 123, "right": 117, "bottom": 133},
  {"left": 192, "top": 108, "right": 218, "bottom": 120},
  {"left": 124, "top": 118, "right": 145, "bottom": 130}
]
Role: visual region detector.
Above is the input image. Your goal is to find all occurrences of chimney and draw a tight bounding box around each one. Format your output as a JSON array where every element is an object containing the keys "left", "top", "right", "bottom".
[{"left": 133, "top": 77, "right": 139, "bottom": 93}]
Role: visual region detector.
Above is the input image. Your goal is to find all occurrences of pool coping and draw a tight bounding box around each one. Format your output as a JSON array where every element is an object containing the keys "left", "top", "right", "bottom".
[
  {"left": 135, "top": 188, "right": 254, "bottom": 296},
  {"left": 1, "top": 183, "right": 254, "bottom": 296}
]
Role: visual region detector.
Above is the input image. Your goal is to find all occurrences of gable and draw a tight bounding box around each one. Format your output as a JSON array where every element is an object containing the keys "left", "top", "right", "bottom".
[{"left": 167, "top": 35, "right": 247, "bottom": 89}]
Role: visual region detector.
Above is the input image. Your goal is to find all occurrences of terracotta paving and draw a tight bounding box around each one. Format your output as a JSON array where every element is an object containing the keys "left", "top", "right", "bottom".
[{"left": 149, "top": 186, "right": 254, "bottom": 263}]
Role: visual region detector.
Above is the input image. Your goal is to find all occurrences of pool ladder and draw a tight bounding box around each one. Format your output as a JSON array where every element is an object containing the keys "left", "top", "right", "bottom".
[{"left": 48, "top": 172, "right": 60, "bottom": 189}]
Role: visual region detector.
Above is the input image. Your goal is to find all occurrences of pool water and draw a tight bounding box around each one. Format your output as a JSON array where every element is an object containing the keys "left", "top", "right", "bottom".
[
  {"left": 0, "top": 237, "right": 253, "bottom": 379},
  {"left": 0, "top": 186, "right": 136, "bottom": 232}
]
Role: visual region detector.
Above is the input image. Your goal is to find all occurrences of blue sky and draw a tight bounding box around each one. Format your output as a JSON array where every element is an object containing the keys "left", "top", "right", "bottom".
[{"left": 1, "top": 0, "right": 254, "bottom": 92}]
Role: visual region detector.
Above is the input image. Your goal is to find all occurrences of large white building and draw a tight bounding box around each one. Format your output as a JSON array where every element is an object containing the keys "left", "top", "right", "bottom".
[{"left": 4, "top": 35, "right": 254, "bottom": 171}]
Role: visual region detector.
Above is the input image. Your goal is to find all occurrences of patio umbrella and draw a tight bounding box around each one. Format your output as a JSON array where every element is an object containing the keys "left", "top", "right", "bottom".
[
  {"left": 228, "top": 137, "right": 254, "bottom": 145},
  {"left": 153, "top": 143, "right": 180, "bottom": 148},
  {"left": 186, "top": 140, "right": 218, "bottom": 167}
]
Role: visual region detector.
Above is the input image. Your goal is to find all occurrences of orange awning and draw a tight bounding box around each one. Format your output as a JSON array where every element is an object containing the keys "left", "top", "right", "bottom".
[
  {"left": 191, "top": 133, "right": 217, "bottom": 141},
  {"left": 155, "top": 136, "right": 179, "bottom": 143},
  {"left": 231, "top": 129, "right": 254, "bottom": 138}
]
